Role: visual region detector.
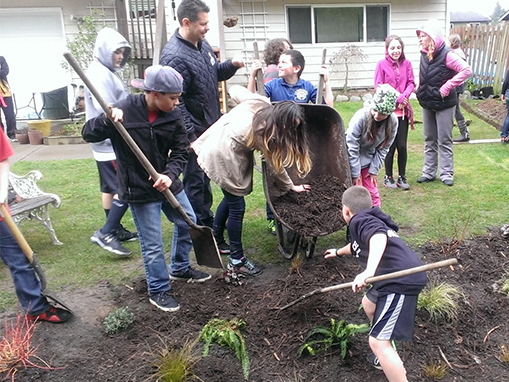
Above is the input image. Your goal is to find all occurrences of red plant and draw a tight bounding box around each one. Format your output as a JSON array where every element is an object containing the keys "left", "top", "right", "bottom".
[{"left": 0, "top": 313, "right": 54, "bottom": 381}]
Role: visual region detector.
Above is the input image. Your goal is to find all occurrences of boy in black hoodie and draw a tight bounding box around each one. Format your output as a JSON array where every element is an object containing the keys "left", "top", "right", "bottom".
[{"left": 325, "top": 186, "right": 427, "bottom": 382}]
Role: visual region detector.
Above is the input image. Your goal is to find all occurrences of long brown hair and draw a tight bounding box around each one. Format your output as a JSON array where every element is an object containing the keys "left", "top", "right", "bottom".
[
  {"left": 246, "top": 101, "right": 311, "bottom": 177},
  {"left": 366, "top": 110, "right": 395, "bottom": 149}
]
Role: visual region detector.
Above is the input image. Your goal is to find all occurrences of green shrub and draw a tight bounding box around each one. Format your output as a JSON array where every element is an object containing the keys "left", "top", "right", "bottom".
[
  {"left": 298, "top": 318, "right": 369, "bottom": 358},
  {"left": 103, "top": 307, "right": 134, "bottom": 335}
]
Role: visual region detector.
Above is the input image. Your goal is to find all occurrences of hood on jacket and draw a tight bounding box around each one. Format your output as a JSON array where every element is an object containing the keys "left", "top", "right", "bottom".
[
  {"left": 357, "top": 207, "right": 399, "bottom": 232},
  {"left": 416, "top": 23, "right": 444, "bottom": 53},
  {"left": 93, "top": 27, "right": 131, "bottom": 71}
]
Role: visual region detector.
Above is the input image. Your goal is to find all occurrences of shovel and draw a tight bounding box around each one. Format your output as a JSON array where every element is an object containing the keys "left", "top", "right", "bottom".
[
  {"left": 0, "top": 204, "right": 72, "bottom": 311},
  {"left": 277, "top": 258, "right": 458, "bottom": 311},
  {"left": 316, "top": 48, "right": 327, "bottom": 105},
  {"left": 63, "top": 52, "right": 223, "bottom": 270},
  {"left": 253, "top": 41, "right": 266, "bottom": 97}
]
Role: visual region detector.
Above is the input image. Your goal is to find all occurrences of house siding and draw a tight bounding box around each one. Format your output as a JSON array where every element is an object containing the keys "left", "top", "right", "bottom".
[{"left": 222, "top": 0, "right": 448, "bottom": 90}]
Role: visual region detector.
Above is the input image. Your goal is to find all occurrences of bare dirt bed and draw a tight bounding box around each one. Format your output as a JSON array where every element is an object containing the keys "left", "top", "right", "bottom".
[{"left": 4, "top": 227, "right": 509, "bottom": 382}]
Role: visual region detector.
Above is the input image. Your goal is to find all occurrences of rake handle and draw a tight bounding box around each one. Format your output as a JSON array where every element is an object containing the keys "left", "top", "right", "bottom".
[{"left": 278, "top": 258, "right": 458, "bottom": 311}]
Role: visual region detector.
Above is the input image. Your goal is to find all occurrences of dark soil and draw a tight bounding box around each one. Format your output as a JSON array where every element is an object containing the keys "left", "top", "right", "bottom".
[
  {"left": 272, "top": 175, "right": 347, "bottom": 237},
  {"left": 5, "top": 227, "right": 509, "bottom": 382}
]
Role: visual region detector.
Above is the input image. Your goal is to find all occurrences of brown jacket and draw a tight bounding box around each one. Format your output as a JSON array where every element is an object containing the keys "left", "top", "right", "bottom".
[{"left": 192, "top": 86, "right": 293, "bottom": 196}]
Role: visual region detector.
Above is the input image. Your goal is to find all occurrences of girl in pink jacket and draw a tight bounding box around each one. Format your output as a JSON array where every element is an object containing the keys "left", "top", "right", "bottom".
[{"left": 374, "top": 35, "right": 415, "bottom": 190}]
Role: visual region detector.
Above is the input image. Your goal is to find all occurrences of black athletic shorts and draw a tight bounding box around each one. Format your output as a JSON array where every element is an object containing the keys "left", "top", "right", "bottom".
[{"left": 96, "top": 160, "right": 118, "bottom": 194}]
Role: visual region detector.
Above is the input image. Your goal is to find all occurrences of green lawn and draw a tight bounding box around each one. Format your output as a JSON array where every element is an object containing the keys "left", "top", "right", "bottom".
[{"left": 0, "top": 99, "right": 505, "bottom": 310}]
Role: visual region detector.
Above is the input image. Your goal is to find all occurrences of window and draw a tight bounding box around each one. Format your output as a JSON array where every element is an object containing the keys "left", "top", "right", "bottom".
[{"left": 287, "top": 5, "right": 389, "bottom": 44}]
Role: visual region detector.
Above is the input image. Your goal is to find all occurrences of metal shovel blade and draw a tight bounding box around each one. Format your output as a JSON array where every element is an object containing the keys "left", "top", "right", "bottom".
[{"left": 189, "top": 226, "right": 224, "bottom": 269}]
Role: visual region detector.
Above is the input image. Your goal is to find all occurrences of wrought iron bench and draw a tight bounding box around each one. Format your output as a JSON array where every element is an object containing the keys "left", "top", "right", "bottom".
[{"left": 8, "top": 170, "right": 62, "bottom": 245}]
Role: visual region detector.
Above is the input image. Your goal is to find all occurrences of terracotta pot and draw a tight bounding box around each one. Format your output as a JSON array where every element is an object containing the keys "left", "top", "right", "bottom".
[
  {"left": 15, "top": 133, "right": 30, "bottom": 144},
  {"left": 28, "top": 130, "right": 44, "bottom": 145}
]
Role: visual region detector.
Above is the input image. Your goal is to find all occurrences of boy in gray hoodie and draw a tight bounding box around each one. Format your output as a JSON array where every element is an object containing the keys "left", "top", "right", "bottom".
[{"left": 85, "top": 27, "right": 137, "bottom": 256}]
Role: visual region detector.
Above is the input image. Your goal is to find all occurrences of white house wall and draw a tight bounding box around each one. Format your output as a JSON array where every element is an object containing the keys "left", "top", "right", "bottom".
[
  {"left": 0, "top": 0, "right": 117, "bottom": 118},
  {"left": 221, "top": 0, "right": 448, "bottom": 90}
]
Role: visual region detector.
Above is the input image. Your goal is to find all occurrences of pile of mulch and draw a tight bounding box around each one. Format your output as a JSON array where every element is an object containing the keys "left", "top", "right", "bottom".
[
  {"left": 271, "top": 175, "right": 347, "bottom": 237},
  {"left": 10, "top": 228, "right": 509, "bottom": 382}
]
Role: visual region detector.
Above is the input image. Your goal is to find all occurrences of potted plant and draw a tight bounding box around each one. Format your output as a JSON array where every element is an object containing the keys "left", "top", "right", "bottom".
[{"left": 15, "top": 125, "right": 29, "bottom": 144}]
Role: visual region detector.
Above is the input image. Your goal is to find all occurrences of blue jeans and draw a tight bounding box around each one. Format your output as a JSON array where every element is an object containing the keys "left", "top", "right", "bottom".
[
  {"left": 0, "top": 221, "right": 49, "bottom": 315},
  {"left": 501, "top": 90, "right": 509, "bottom": 138},
  {"left": 213, "top": 189, "right": 245, "bottom": 261},
  {"left": 129, "top": 190, "right": 195, "bottom": 295}
]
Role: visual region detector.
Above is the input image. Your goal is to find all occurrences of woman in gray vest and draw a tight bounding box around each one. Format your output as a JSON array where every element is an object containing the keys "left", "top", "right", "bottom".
[{"left": 415, "top": 24, "right": 471, "bottom": 186}]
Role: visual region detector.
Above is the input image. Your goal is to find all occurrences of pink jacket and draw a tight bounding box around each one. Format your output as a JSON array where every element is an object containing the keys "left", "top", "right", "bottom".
[{"left": 374, "top": 50, "right": 415, "bottom": 128}]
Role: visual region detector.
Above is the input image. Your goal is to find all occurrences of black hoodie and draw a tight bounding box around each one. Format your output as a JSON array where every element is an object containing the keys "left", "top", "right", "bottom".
[{"left": 349, "top": 207, "right": 427, "bottom": 295}]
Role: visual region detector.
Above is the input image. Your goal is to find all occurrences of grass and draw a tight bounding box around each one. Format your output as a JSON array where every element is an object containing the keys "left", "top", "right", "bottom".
[
  {"left": 0, "top": 98, "right": 506, "bottom": 311},
  {"left": 148, "top": 339, "right": 199, "bottom": 382},
  {"left": 417, "top": 281, "right": 465, "bottom": 322}
]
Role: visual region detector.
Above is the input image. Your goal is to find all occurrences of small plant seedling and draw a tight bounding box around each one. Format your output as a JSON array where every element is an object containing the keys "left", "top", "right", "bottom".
[
  {"left": 103, "top": 307, "right": 134, "bottom": 335},
  {"left": 501, "top": 277, "right": 509, "bottom": 297},
  {"left": 149, "top": 338, "right": 199, "bottom": 382},
  {"left": 417, "top": 281, "right": 464, "bottom": 322},
  {"left": 0, "top": 313, "right": 54, "bottom": 381},
  {"left": 500, "top": 345, "right": 509, "bottom": 363},
  {"left": 198, "top": 317, "right": 249, "bottom": 380},
  {"left": 422, "top": 360, "right": 447, "bottom": 380},
  {"left": 290, "top": 255, "right": 304, "bottom": 274},
  {"left": 298, "top": 318, "right": 369, "bottom": 358}
]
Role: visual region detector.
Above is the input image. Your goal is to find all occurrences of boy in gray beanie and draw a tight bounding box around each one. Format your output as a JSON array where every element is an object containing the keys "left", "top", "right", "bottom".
[{"left": 83, "top": 65, "right": 211, "bottom": 313}]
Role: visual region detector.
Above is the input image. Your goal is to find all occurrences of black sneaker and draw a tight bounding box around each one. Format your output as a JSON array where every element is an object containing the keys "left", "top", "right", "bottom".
[
  {"left": 149, "top": 291, "right": 180, "bottom": 312},
  {"left": 228, "top": 257, "right": 263, "bottom": 276},
  {"left": 90, "top": 230, "right": 132, "bottom": 256},
  {"left": 116, "top": 226, "right": 138, "bottom": 242},
  {"left": 397, "top": 175, "right": 410, "bottom": 190},
  {"left": 217, "top": 242, "right": 231, "bottom": 255},
  {"left": 366, "top": 352, "right": 383, "bottom": 370},
  {"left": 170, "top": 266, "right": 212, "bottom": 283},
  {"left": 417, "top": 176, "right": 435, "bottom": 183}
]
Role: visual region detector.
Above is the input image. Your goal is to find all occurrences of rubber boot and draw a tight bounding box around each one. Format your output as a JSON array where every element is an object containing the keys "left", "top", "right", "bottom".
[{"left": 453, "top": 121, "right": 470, "bottom": 142}]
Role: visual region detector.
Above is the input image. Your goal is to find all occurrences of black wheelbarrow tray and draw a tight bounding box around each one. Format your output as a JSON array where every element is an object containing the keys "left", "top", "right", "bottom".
[{"left": 262, "top": 103, "right": 352, "bottom": 259}]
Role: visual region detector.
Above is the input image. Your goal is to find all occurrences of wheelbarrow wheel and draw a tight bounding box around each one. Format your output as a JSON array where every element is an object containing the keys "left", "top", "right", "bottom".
[{"left": 305, "top": 237, "right": 317, "bottom": 259}]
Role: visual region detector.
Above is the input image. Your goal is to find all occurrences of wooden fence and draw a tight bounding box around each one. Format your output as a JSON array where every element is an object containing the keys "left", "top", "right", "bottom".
[{"left": 451, "top": 24, "right": 509, "bottom": 94}]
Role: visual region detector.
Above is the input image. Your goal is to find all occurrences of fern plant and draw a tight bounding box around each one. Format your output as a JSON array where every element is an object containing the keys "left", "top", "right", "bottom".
[
  {"left": 198, "top": 318, "right": 250, "bottom": 380},
  {"left": 298, "top": 318, "right": 370, "bottom": 358}
]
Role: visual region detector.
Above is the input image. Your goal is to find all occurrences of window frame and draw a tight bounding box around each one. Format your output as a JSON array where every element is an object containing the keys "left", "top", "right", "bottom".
[{"left": 285, "top": 3, "right": 390, "bottom": 45}]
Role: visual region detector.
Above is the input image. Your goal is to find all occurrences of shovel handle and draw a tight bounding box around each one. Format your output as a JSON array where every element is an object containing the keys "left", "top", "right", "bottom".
[
  {"left": 63, "top": 52, "right": 196, "bottom": 229},
  {"left": 0, "top": 204, "right": 47, "bottom": 291},
  {"left": 0, "top": 204, "right": 34, "bottom": 262},
  {"left": 253, "top": 42, "right": 266, "bottom": 97},
  {"left": 316, "top": 48, "right": 327, "bottom": 105}
]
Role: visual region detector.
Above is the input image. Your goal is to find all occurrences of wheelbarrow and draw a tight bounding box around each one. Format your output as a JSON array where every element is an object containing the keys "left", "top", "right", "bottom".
[{"left": 263, "top": 103, "right": 351, "bottom": 259}]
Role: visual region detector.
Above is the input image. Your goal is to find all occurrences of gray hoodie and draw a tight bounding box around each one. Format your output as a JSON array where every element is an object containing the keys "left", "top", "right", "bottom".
[
  {"left": 85, "top": 27, "right": 131, "bottom": 161},
  {"left": 346, "top": 107, "right": 398, "bottom": 178}
]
